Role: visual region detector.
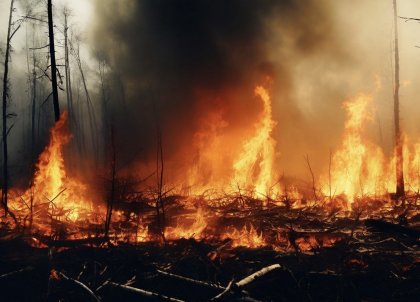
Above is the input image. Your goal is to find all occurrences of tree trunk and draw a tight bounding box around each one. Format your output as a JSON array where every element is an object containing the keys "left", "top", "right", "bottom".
[
  {"left": 48, "top": 0, "right": 60, "bottom": 122},
  {"left": 1, "top": 0, "right": 15, "bottom": 216},
  {"left": 155, "top": 108, "right": 166, "bottom": 242},
  {"left": 393, "top": 0, "right": 405, "bottom": 197},
  {"left": 30, "top": 31, "right": 37, "bottom": 229}
]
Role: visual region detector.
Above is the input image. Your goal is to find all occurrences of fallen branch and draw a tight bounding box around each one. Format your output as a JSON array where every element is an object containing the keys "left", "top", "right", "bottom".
[
  {"left": 211, "top": 264, "right": 282, "bottom": 301},
  {"left": 58, "top": 272, "right": 101, "bottom": 302},
  {"left": 104, "top": 281, "right": 185, "bottom": 302},
  {"left": 0, "top": 266, "right": 34, "bottom": 281},
  {"left": 236, "top": 264, "right": 282, "bottom": 288}
]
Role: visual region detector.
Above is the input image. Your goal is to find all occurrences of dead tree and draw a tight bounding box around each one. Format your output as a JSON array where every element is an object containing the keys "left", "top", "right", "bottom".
[
  {"left": 29, "top": 24, "right": 38, "bottom": 229},
  {"left": 155, "top": 107, "right": 166, "bottom": 242},
  {"left": 1, "top": 0, "right": 16, "bottom": 216},
  {"left": 48, "top": 0, "right": 60, "bottom": 121},
  {"left": 393, "top": 0, "right": 405, "bottom": 197}
]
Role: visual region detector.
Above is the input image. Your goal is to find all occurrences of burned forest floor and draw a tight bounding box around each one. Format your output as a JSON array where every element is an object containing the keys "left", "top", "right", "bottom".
[{"left": 0, "top": 194, "right": 419, "bottom": 302}]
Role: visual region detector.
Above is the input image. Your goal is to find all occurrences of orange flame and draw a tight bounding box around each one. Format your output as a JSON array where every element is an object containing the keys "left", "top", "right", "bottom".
[
  {"left": 232, "top": 86, "right": 279, "bottom": 198},
  {"left": 164, "top": 207, "right": 208, "bottom": 240},
  {"left": 221, "top": 224, "right": 265, "bottom": 248},
  {"left": 321, "top": 93, "right": 388, "bottom": 205},
  {"left": 10, "top": 112, "right": 93, "bottom": 226}
]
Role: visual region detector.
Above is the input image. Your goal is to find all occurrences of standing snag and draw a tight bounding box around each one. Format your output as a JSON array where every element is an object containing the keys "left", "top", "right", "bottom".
[
  {"left": 393, "top": 0, "right": 405, "bottom": 198},
  {"left": 48, "top": 0, "right": 60, "bottom": 122},
  {"left": 1, "top": 0, "right": 15, "bottom": 216}
]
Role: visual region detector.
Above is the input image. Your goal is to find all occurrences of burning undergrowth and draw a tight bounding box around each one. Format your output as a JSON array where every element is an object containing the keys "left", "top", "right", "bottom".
[{"left": 0, "top": 85, "right": 418, "bottom": 254}]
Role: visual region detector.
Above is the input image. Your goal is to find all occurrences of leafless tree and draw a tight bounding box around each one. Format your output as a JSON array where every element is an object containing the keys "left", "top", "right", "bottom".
[
  {"left": 48, "top": 0, "right": 60, "bottom": 121},
  {"left": 2, "top": 0, "right": 21, "bottom": 216},
  {"left": 393, "top": 0, "right": 405, "bottom": 197}
]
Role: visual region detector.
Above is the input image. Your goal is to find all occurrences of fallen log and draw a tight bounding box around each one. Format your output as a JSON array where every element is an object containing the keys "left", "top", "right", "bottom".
[{"left": 104, "top": 281, "right": 185, "bottom": 302}]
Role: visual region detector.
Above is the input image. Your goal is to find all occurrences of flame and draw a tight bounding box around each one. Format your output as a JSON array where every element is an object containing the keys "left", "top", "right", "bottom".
[
  {"left": 164, "top": 207, "right": 208, "bottom": 240},
  {"left": 232, "top": 86, "right": 279, "bottom": 198},
  {"left": 183, "top": 85, "right": 280, "bottom": 200},
  {"left": 404, "top": 141, "right": 420, "bottom": 192},
  {"left": 10, "top": 112, "right": 93, "bottom": 228},
  {"left": 321, "top": 94, "right": 388, "bottom": 205},
  {"left": 136, "top": 224, "right": 149, "bottom": 242},
  {"left": 221, "top": 224, "right": 265, "bottom": 248},
  {"left": 186, "top": 110, "right": 229, "bottom": 194},
  {"left": 320, "top": 91, "right": 420, "bottom": 205}
]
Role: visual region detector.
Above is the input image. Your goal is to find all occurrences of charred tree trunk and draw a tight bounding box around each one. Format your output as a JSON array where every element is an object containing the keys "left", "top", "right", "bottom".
[
  {"left": 30, "top": 24, "right": 37, "bottom": 167},
  {"left": 1, "top": 0, "right": 15, "bottom": 216},
  {"left": 30, "top": 43, "right": 37, "bottom": 229},
  {"left": 48, "top": 0, "right": 60, "bottom": 121},
  {"left": 393, "top": 0, "right": 405, "bottom": 197},
  {"left": 155, "top": 108, "right": 166, "bottom": 242}
]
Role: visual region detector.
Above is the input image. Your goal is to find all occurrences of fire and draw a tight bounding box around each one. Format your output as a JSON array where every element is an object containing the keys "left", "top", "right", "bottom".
[
  {"left": 232, "top": 86, "right": 279, "bottom": 198},
  {"left": 404, "top": 141, "right": 420, "bottom": 192},
  {"left": 183, "top": 85, "right": 280, "bottom": 199},
  {"left": 221, "top": 224, "right": 265, "bottom": 248},
  {"left": 186, "top": 110, "right": 229, "bottom": 194},
  {"left": 3, "top": 82, "right": 418, "bottom": 249},
  {"left": 164, "top": 207, "right": 208, "bottom": 240},
  {"left": 321, "top": 93, "right": 388, "bottom": 205},
  {"left": 320, "top": 90, "right": 420, "bottom": 206},
  {"left": 10, "top": 112, "right": 93, "bottom": 228}
]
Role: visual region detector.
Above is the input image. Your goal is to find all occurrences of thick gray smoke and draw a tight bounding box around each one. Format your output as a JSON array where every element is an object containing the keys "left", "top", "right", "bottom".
[{"left": 91, "top": 0, "right": 336, "bottom": 178}]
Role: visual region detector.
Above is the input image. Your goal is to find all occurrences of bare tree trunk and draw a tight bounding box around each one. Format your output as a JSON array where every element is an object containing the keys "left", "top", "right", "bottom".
[
  {"left": 30, "top": 40, "right": 37, "bottom": 229},
  {"left": 48, "top": 0, "right": 60, "bottom": 121},
  {"left": 31, "top": 38, "right": 37, "bottom": 166},
  {"left": 393, "top": 0, "right": 405, "bottom": 197},
  {"left": 155, "top": 108, "right": 166, "bottom": 242},
  {"left": 1, "top": 0, "right": 15, "bottom": 216}
]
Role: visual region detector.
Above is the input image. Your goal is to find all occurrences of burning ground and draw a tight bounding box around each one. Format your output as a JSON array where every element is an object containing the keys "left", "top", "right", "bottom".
[{"left": 0, "top": 0, "right": 419, "bottom": 301}]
